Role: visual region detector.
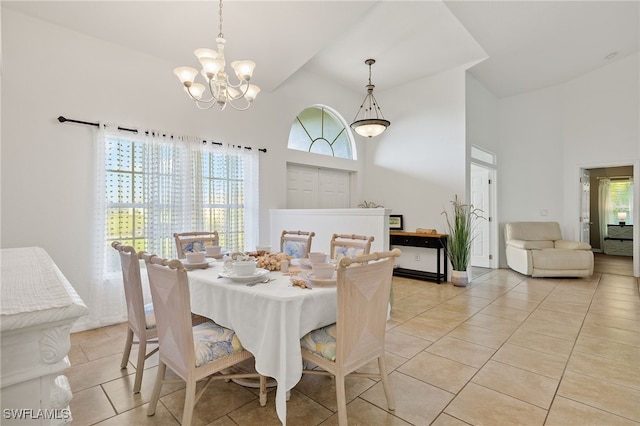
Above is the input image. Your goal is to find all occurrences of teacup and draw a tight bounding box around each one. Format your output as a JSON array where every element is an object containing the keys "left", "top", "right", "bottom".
[
  {"left": 312, "top": 262, "right": 334, "bottom": 279},
  {"left": 186, "top": 252, "right": 206, "bottom": 264},
  {"left": 233, "top": 260, "right": 257, "bottom": 277},
  {"left": 308, "top": 252, "right": 327, "bottom": 265},
  {"left": 205, "top": 245, "right": 221, "bottom": 256}
]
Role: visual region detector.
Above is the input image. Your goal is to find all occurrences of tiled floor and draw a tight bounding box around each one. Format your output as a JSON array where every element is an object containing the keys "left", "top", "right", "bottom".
[{"left": 67, "top": 264, "right": 639, "bottom": 425}]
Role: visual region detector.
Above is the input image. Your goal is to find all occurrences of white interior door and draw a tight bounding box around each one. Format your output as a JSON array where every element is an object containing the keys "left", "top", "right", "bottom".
[
  {"left": 470, "top": 163, "right": 491, "bottom": 268},
  {"left": 287, "top": 164, "right": 350, "bottom": 209},
  {"left": 287, "top": 164, "right": 319, "bottom": 208},
  {"left": 319, "top": 169, "right": 349, "bottom": 208}
]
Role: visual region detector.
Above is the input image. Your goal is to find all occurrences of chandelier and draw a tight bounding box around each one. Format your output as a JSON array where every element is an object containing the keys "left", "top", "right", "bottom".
[
  {"left": 173, "top": 0, "right": 260, "bottom": 111},
  {"left": 350, "top": 59, "right": 390, "bottom": 138}
]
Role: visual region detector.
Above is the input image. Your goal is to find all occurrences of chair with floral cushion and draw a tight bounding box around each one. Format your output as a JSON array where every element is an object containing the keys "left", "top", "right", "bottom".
[
  {"left": 329, "top": 233, "right": 374, "bottom": 262},
  {"left": 300, "top": 248, "right": 401, "bottom": 426},
  {"left": 174, "top": 231, "right": 219, "bottom": 259},
  {"left": 142, "top": 253, "right": 266, "bottom": 426},
  {"left": 112, "top": 241, "right": 159, "bottom": 394},
  {"left": 280, "top": 230, "right": 315, "bottom": 259}
]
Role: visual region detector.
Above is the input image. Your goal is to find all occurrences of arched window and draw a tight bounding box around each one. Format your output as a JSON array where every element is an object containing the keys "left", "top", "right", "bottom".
[{"left": 287, "top": 105, "right": 356, "bottom": 160}]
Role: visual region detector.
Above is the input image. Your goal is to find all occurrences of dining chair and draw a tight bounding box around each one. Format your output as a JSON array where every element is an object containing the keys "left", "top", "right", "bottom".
[
  {"left": 300, "top": 248, "right": 401, "bottom": 426},
  {"left": 174, "top": 231, "right": 219, "bottom": 259},
  {"left": 141, "top": 253, "right": 266, "bottom": 426},
  {"left": 111, "top": 241, "right": 159, "bottom": 394},
  {"left": 280, "top": 230, "right": 315, "bottom": 258},
  {"left": 329, "top": 233, "right": 374, "bottom": 261}
]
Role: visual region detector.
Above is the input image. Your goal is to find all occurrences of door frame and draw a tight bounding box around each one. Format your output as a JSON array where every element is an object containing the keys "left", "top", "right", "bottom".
[
  {"left": 469, "top": 160, "right": 499, "bottom": 269},
  {"left": 576, "top": 159, "right": 639, "bottom": 277}
]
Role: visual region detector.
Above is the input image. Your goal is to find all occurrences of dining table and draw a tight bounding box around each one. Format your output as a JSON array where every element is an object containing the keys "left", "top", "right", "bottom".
[{"left": 187, "top": 259, "right": 337, "bottom": 425}]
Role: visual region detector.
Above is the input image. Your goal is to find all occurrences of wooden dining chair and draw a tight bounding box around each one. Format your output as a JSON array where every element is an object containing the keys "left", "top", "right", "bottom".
[
  {"left": 300, "top": 248, "right": 401, "bottom": 426},
  {"left": 173, "top": 231, "right": 219, "bottom": 259},
  {"left": 280, "top": 230, "right": 315, "bottom": 258},
  {"left": 112, "top": 241, "right": 159, "bottom": 394},
  {"left": 141, "top": 253, "right": 266, "bottom": 426},
  {"left": 329, "top": 233, "right": 374, "bottom": 261}
]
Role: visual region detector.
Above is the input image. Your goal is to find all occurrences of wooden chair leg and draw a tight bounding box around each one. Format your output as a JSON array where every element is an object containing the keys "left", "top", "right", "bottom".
[
  {"left": 147, "top": 361, "right": 166, "bottom": 417},
  {"left": 121, "top": 327, "right": 134, "bottom": 369},
  {"left": 378, "top": 356, "right": 395, "bottom": 411},
  {"left": 259, "top": 375, "right": 267, "bottom": 407},
  {"left": 133, "top": 338, "right": 147, "bottom": 393},
  {"left": 335, "top": 375, "right": 348, "bottom": 426},
  {"left": 182, "top": 379, "right": 197, "bottom": 426}
]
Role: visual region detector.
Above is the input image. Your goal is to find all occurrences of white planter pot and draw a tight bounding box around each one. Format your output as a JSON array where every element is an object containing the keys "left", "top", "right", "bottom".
[{"left": 451, "top": 270, "right": 469, "bottom": 287}]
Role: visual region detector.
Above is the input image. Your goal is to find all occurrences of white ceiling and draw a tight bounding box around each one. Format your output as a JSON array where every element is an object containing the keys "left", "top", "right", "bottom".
[{"left": 4, "top": 1, "right": 639, "bottom": 98}]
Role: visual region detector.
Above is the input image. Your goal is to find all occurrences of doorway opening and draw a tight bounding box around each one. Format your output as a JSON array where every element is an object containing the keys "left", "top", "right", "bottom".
[
  {"left": 470, "top": 146, "right": 498, "bottom": 269},
  {"left": 579, "top": 163, "right": 637, "bottom": 277}
]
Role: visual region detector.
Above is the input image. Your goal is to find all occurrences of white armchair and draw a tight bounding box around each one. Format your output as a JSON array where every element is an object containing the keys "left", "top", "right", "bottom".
[{"left": 505, "top": 222, "right": 593, "bottom": 277}]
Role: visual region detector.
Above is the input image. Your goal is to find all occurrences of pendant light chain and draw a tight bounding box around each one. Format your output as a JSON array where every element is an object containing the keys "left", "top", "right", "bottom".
[{"left": 218, "top": 0, "right": 224, "bottom": 38}]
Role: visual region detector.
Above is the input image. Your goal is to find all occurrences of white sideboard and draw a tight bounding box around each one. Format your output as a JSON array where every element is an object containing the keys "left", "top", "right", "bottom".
[{"left": 1, "top": 247, "right": 88, "bottom": 425}]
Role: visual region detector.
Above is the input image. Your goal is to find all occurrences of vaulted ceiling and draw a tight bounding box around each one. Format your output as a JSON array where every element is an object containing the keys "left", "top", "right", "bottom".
[{"left": 4, "top": 1, "right": 639, "bottom": 98}]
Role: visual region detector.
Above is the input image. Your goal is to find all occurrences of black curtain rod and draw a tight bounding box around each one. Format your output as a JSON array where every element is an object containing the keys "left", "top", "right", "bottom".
[{"left": 57, "top": 115, "right": 267, "bottom": 153}]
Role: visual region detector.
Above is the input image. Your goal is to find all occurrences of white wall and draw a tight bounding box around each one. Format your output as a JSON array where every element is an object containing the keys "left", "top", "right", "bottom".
[
  {"left": 362, "top": 68, "right": 468, "bottom": 233},
  {"left": 0, "top": 9, "right": 365, "bottom": 318},
  {"left": 492, "top": 52, "right": 639, "bottom": 272}
]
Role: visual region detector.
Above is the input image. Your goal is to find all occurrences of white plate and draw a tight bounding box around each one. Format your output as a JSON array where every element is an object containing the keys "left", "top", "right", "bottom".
[
  {"left": 305, "top": 271, "right": 337, "bottom": 287},
  {"left": 183, "top": 261, "right": 213, "bottom": 270},
  {"left": 219, "top": 268, "right": 269, "bottom": 282}
]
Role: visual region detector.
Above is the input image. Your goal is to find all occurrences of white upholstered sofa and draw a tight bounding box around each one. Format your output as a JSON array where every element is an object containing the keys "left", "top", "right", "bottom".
[{"left": 505, "top": 222, "right": 594, "bottom": 277}]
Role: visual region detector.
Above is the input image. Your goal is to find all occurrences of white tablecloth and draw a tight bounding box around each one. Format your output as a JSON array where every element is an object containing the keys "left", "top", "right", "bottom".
[{"left": 188, "top": 264, "right": 336, "bottom": 425}]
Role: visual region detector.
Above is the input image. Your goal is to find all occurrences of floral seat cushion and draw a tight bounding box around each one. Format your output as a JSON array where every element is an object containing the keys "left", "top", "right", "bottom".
[
  {"left": 282, "top": 240, "right": 308, "bottom": 259},
  {"left": 300, "top": 323, "right": 337, "bottom": 362},
  {"left": 193, "top": 320, "right": 244, "bottom": 368},
  {"left": 334, "top": 246, "right": 365, "bottom": 262}
]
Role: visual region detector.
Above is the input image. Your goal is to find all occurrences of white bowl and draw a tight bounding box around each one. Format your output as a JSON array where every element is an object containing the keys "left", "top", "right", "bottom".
[
  {"left": 233, "top": 260, "right": 257, "bottom": 277},
  {"left": 205, "top": 245, "right": 221, "bottom": 256},
  {"left": 186, "top": 252, "right": 206, "bottom": 264},
  {"left": 308, "top": 252, "right": 327, "bottom": 264},
  {"left": 312, "top": 262, "right": 335, "bottom": 279}
]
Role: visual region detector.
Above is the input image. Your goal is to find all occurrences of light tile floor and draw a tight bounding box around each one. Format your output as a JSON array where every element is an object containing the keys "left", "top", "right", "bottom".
[{"left": 67, "top": 266, "right": 639, "bottom": 425}]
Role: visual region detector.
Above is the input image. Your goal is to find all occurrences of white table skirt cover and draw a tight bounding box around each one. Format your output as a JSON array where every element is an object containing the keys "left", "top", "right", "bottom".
[{"left": 188, "top": 264, "right": 337, "bottom": 425}]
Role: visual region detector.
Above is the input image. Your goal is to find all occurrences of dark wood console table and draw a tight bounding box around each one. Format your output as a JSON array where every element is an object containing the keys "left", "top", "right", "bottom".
[{"left": 390, "top": 231, "right": 448, "bottom": 284}]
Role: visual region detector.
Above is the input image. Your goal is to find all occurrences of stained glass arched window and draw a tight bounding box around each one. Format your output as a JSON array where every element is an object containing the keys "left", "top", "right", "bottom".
[{"left": 287, "top": 105, "right": 356, "bottom": 160}]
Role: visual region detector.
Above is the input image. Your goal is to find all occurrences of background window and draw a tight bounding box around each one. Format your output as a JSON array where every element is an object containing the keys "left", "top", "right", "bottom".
[{"left": 288, "top": 105, "right": 356, "bottom": 160}]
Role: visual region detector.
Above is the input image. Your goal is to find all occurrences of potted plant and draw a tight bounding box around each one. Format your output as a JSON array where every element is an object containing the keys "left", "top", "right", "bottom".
[{"left": 442, "top": 195, "right": 484, "bottom": 286}]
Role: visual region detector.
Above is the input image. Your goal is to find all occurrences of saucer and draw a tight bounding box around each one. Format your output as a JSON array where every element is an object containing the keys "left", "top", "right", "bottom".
[
  {"left": 304, "top": 271, "right": 337, "bottom": 287},
  {"left": 183, "top": 261, "right": 212, "bottom": 270},
  {"left": 218, "top": 268, "right": 269, "bottom": 282},
  {"left": 206, "top": 250, "right": 229, "bottom": 259}
]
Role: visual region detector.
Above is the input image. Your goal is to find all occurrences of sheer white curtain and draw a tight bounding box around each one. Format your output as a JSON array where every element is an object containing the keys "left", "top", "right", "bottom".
[
  {"left": 89, "top": 124, "right": 128, "bottom": 327},
  {"left": 88, "top": 126, "right": 260, "bottom": 328},
  {"left": 598, "top": 178, "right": 612, "bottom": 249}
]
